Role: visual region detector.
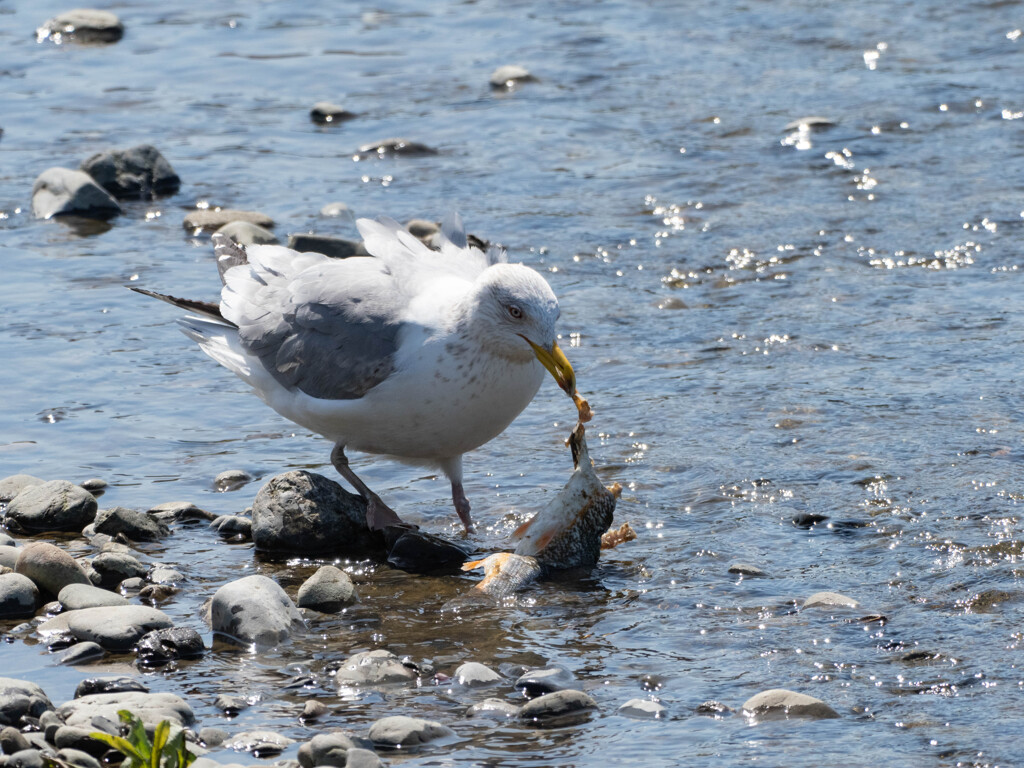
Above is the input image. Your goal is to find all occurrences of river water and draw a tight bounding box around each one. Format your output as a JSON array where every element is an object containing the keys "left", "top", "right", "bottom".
[{"left": 2, "top": 1, "right": 1023, "bottom": 766}]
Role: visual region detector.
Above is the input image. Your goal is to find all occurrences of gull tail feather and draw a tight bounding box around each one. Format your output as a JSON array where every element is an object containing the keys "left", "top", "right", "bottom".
[{"left": 177, "top": 315, "right": 252, "bottom": 383}]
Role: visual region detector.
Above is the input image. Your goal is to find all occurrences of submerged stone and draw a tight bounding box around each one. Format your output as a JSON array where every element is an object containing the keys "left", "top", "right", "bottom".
[
  {"left": 368, "top": 715, "right": 453, "bottom": 748},
  {"left": 741, "top": 689, "right": 839, "bottom": 720},
  {"left": 37, "top": 10, "right": 124, "bottom": 44}
]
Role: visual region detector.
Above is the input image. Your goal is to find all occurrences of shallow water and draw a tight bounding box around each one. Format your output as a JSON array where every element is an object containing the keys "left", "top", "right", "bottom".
[{"left": 2, "top": 0, "right": 1024, "bottom": 766}]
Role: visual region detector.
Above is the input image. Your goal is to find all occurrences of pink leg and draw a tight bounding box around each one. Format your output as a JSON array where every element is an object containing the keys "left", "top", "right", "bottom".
[
  {"left": 331, "top": 444, "right": 404, "bottom": 531},
  {"left": 452, "top": 480, "right": 474, "bottom": 533}
]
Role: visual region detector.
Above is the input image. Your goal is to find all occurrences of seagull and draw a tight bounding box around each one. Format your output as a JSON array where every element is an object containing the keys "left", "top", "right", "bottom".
[{"left": 134, "top": 214, "right": 577, "bottom": 533}]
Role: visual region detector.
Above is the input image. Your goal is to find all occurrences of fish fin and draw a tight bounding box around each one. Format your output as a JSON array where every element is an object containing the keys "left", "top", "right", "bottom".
[
  {"left": 532, "top": 529, "right": 557, "bottom": 551},
  {"left": 461, "top": 558, "right": 487, "bottom": 572},
  {"left": 511, "top": 516, "right": 536, "bottom": 539}
]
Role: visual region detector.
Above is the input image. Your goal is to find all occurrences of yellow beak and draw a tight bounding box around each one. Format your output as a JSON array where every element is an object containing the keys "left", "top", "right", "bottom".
[{"left": 523, "top": 337, "right": 576, "bottom": 396}]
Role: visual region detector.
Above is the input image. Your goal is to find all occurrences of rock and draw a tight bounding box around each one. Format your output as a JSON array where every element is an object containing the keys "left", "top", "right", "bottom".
[
  {"left": 184, "top": 209, "right": 274, "bottom": 233},
  {"left": 118, "top": 576, "right": 145, "bottom": 592},
  {"left": 6, "top": 749, "right": 45, "bottom": 768},
  {"left": 297, "top": 732, "right": 363, "bottom": 767},
  {"left": 58, "top": 583, "right": 128, "bottom": 610},
  {"left": 0, "top": 573, "right": 38, "bottom": 618},
  {"left": 147, "top": 501, "right": 215, "bottom": 522},
  {"left": 224, "top": 731, "right": 294, "bottom": 756},
  {"left": 728, "top": 563, "right": 767, "bottom": 578},
  {"left": 80, "top": 145, "right": 180, "bottom": 199},
  {"left": 514, "top": 667, "right": 575, "bottom": 696},
  {"left": 405, "top": 218, "right": 439, "bottom": 240},
  {"left": 213, "top": 694, "right": 249, "bottom": 715},
  {"left": 215, "top": 221, "right": 279, "bottom": 246},
  {"left": 31, "top": 168, "right": 121, "bottom": 220},
  {"left": 90, "top": 552, "right": 147, "bottom": 587},
  {"left": 53, "top": 725, "right": 111, "bottom": 755},
  {"left": 0, "top": 475, "right": 44, "bottom": 503},
  {"left": 384, "top": 527, "right": 469, "bottom": 574},
  {"left": 93, "top": 506, "right": 169, "bottom": 541},
  {"left": 210, "top": 574, "right": 305, "bottom": 646},
  {"left": 210, "top": 515, "right": 252, "bottom": 539},
  {"left": 334, "top": 649, "right": 417, "bottom": 687},
  {"left": 792, "top": 513, "right": 828, "bottom": 528},
  {"left": 287, "top": 234, "right": 363, "bottom": 259},
  {"left": 465, "top": 698, "right": 521, "bottom": 719},
  {"left": 147, "top": 566, "right": 184, "bottom": 585},
  {"left": 519, "top": 689, "right": 598, "bottom": 723},
  {"left": 64, "top": 605, "right": 173, "bottom": 651},
  {"left": 296, "top": 566, "right": 355, "bottom": 613},
  {"left": 618, "top": 698, "right": 666, "bottom": 719},
  {"left": 5, "top": 480, "right": 98, "bottom": 532},
  {"left": 741, "top": 689, "right": 839, "bottom": 720},
  {"left": 489, "top": 64, "right": 536, "bottom": 89},
  {"left": 251, "top": 471, "right": 377, "bottom": 556},
  {"left": 803, "top": 591, "right": 859, "bottom": 609},
  {"left": 198, "top": 727, "right": 229, "bottom": 747},
  {"left": 136, "top": 627, "right": 205, "bottom": 666},
  {"left": 14, "top": 542, "right": 90, "bottom": 596},
  {"left": 58, "top": 691, "right": 194, "bottom": 731},
  {"left": 357, "top": 138, "right": 438, "bottom": 157},
  {"left": 0, "top": 546, "right": 19, "bottom": 570},
  {"left": 0, "top": 678, "right": 54, "bottom": 726},
  {"left": 74, "top": 676, "right": 148, "bottom": 698},
  {"left": 214, "top": 469, "right": 253, "bottom": 492},
  {"left": 319, "top": 202, "right": 352, "bottom": 218},
  {"left": 57, "top": 641, "right": 106, "bottom": 665},
  {"left": 0, "top": 725, "right": 31, "bottom": 753},
  {"left": 782, "top": 116, "right": 836, "bottom": 131},
  {"left": 55, "top": 749, "right": 101, "bottom": 768},
  {"left": 79, "top": 478, "right": 107, "bottom": 495},
  {"left": 343, "top": 748, "right": 385, "bottom": 768},
  {"left": 368, "top": 715, "right": 453, "bottom": 748},
  {"left": 36, "top": 9, "right": 124, "bottom": 44},
  {"left": 300, "top": 700, "right": 328, "bottom": 721},
  {"left": 453, "top": 661, "right": 501, "bottom": 687},
  {"left": 310, "top": 102, "right": 357, "bottom": 125}
]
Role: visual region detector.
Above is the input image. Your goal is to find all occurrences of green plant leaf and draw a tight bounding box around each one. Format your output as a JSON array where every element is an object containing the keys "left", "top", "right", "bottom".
[
  {"left": 89, "top": 732, "right": 147, "bottom": 764},
  {"left": 151, "top": 721, "right": 170, "bottom": 768}
]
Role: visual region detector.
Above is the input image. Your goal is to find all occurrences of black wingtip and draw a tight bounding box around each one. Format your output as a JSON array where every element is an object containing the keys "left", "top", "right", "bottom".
[{"left": 128, "top": 285, "right": 226, "bottom": 322}]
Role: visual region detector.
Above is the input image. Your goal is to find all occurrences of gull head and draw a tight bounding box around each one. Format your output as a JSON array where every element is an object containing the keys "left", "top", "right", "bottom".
[{"left": 471, "top": 263, "right": 575, "bottom": 395}]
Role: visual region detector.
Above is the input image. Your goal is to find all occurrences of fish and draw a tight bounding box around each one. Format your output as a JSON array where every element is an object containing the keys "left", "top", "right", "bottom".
[{"left": 462, "top": 419, "right": 627, "bottom": 595}]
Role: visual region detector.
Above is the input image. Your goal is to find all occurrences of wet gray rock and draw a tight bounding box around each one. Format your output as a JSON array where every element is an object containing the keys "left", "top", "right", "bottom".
[
  {"left": 357, "top": 138, "right": 438, "bottom": 157},
  {"left": 213, "top": 694, "right": 249, "bottom": 715},
  {"left": 210, "top": 515, "right": 252, "bottom": 539},
  {"left": 224, "top": 730, "right": 294, "bottom": 756},
  {"left": 58, "top": 691, "right": 194, "bottom": 730},
  {"left": 728, "top": 563, "right": 767, "bottom": 577},
  {"left": 31, "top": 168, "right": 121, "bottom": 220},
  {"left": 0, "top": 678, "right": 54, "bottom": 726},
  {"left": 454, "top": 661, "right": 501, "bottom": 687},
  {"left": 465, "top": 698, "right": 521, "bottom": 719},
  {"left": 0, "top": 474, "right": 44, "bottom": 503},
  {"left": 297, "top": 732, "right": 368, "bottom": 767},
  {"left": 384, "top": 527, "right": 469, "bottom": 573},
  {"left": 287, "top": 234, "right": 363, "bottom": 259},
  {"left": 519, "top": 689, "right": 598, "bottom": 723},
  {"left": 342, "top": 748, "right": 384, "bottom": 768},
  {"left": 0, "top": 532, "right": 17, "bottom": 547},
  {"left": 184, "top": 209, "right": 274, "bottom": 233},
  {"left": 57, "top": 641, "right": 106, "bottom": 666},
  {"left": 334, "top": 649, "right": 416, "bottom": 687},
  {"left": 14, "top": 542, "right": 90, "bottom": 596},
  {"left": 80, "top": 145, "right": 179, "bottom": 199},
  {"left": 53, "top": 725, "right": 111, "bottom": 755},
  {"left": 782, "top": 116, "right": 836, "bottom": 132},
  {"left": 310, "top": 102, "right": 357, "bottom": 125},
  {"left": 251, "top": 471, "right": 376, "bottom": 556},
  {"left": 405, "top": 218, "right": 439, "bottom": 240},
  {"left": 74, "top": 676, "right": 148, "bottom": 698},
  {"left": 55, "top": 749, "right": 102, "bottom": 768},
  {"left": 198, "top": 727, "right": 229, "bottom": 747},
  {"left": 93, "top": 506, "right": 169, "bottom": 541},
  {"left": 489, "top": 64, "right": 537, "bottom": 89},
  {"left": 296, "top": 566, "right": 355, "bottom": 613},
  {"left": 90, "top": 551, "right": 147, "bottom": 587},
  {"left": 210, "top": 574, "right": 305, "bottom": 646},
  {"left": 58, "top": 583, "right": 128, "bottom": 610},
  {"left": 5, "top": 480, "right": 98, "bottom": 532},
  {"left": 300, "top": 700, "right": 328, "bottom": 721},
  {"left": 741, "top": 689, "right": 839, "bottom": 720},
  {"left": 136, "top": 627, "right": 205, "bottom": 666},
  {"left": 214, "top": 469, "right": 253, "bottom": 492},
  {"left": 6, "top": 749, "right": 45, "bottom": 768},
  {"left": 0, "top": 726, "right": 31, "bottom": 753},
  {"left": 147, "top": 566, "right": 184, "bottom": 585},
  {"left": 64, "top": 605, "right": 173, "bottom": 651},
  {"left": 803, "top": 591, "right": 858, "bottom": 609},
  {"left": 368, "top": 715, "right": 453, "bottom": 748},
  {"left": 147, "top": 501, "right": 216, "bottom": 522},
  {"left": 0, "top": 546, "right": 19, "bottom": 569},
  {"left": 319, "top": 202, "right": 352, "bottom": 218},
  {"left": 37, "top": 9, "right": 124, "bottom": 44},
  {"left": 0, "top": 573, "right": 38, "bottom": 618},
  {"left": 618, "top": 698, "right": 666, "bottom": 719},
  {"left": 118, "top": 576, "right": 145, "bottom": 592},
  {"left": 514, "top": 667, "right": 575, "bottom": 695},
  {"left": 213, "top": 221, "right": 279, "bottom": 246}
]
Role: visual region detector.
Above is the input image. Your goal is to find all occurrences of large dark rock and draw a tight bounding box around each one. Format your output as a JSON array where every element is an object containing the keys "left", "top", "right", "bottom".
[
  {"left": 81, "top": 145, "right": 180, "bottom": 199},
  {"left": 135, "top": 627, "right": 205, "bottom": 666},
  {"left": 93, "top": 506, "right": 169, "bottom": 541},
  {"left": 383, "top": 526, "right": 468, "bottom": 574},
  {"left": 251, "top": 471, "right": 377, "bottom": 556},
  {"left": 5, "top": 480, "right": 97, "bottom": 532},
  {"left": 0, "top": 678, "right": 54, "bottom": 727},
  {"left": 74, "top": 676, "right": 149, "bottom": 699},
  {"left": 31, "top": 168, "right": 121, "bottom": 220}
]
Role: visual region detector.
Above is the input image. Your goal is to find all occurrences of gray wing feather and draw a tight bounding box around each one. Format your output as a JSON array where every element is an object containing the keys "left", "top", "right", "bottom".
[{"left": 224, "top": 252, "right": 403, "bottom": 400}]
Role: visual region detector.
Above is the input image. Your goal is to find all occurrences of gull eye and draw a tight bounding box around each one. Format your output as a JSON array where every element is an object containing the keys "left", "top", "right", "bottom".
[{"left": 507, "top": 304, "right": 523, "bottom": 320}]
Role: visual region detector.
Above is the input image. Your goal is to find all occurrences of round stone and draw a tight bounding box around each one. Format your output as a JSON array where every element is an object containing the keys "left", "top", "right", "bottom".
[{"left": 741, "top": 689, "right": 839, "bottom": 720}]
